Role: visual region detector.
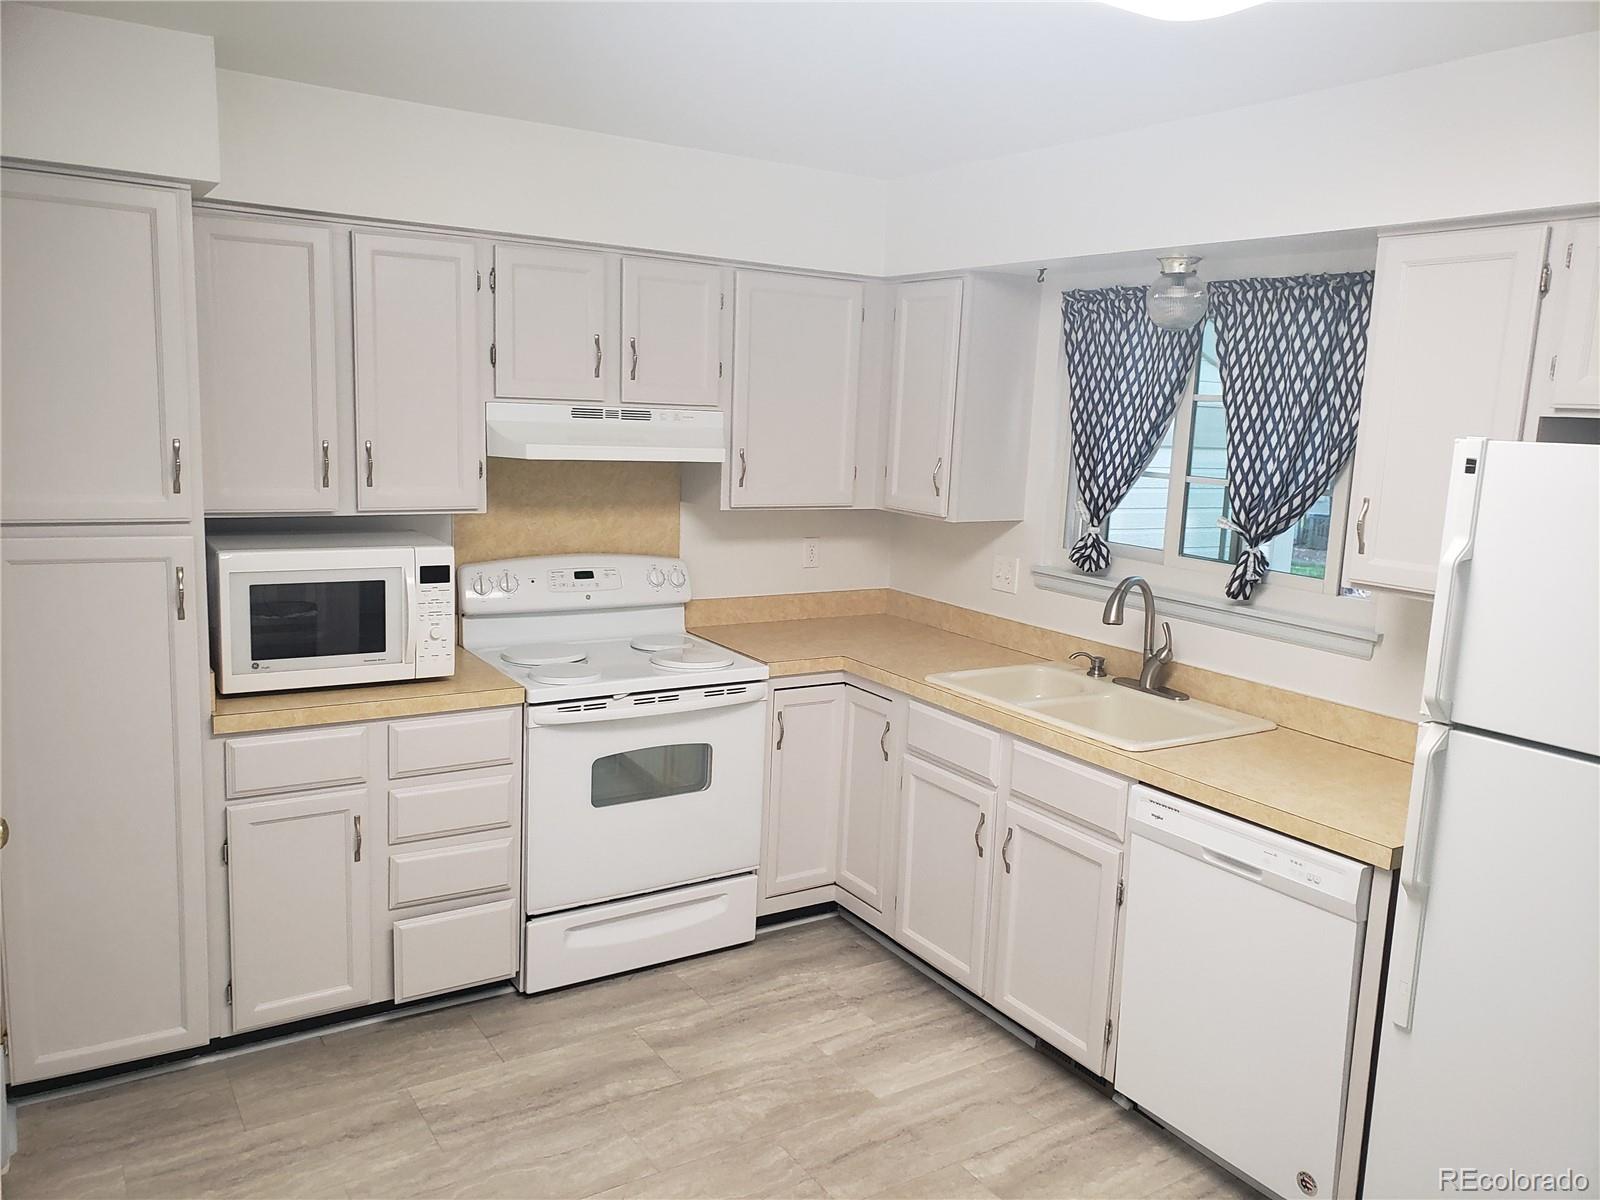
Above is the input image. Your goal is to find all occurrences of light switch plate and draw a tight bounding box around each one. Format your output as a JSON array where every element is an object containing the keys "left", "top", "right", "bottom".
[{"left": 991, "top": 555, "right": 1019, "bottom": 594}]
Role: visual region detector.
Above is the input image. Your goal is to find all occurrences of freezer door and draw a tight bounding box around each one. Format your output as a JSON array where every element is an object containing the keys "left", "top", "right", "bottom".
[
  {"left": 1366, "top": 727, "right": 1599, "bottom": 1199},
  {"left": 1422, "top": 439, "right": 1599, "bottom": 757}
]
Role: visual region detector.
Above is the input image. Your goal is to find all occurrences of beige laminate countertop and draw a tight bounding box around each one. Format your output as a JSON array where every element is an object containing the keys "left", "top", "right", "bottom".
[
  {"left": 692, "top": 614, "right": 1410, "bottom": 869},
  {"left": 212, "top": 652, "right": 525, "bottom": 735}
]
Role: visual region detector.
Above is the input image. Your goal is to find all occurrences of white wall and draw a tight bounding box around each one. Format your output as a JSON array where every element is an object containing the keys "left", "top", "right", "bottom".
[
  {"left": 884, "top": 33, "right": 1600, "bottom": 275},
  {"left": 679, "top": 465, "right": 895, "bottom": 599},
  {"left": 1, "top": 5, "right": 220, "bottom": 189},
  {"left": 209, "top": 70, "right": 888, "bottom": 276}
]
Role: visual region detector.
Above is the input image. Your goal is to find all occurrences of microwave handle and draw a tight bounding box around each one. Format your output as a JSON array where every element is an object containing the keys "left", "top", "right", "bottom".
[{"left": 403, "top": 564, "right": 418, "bottom": 667}]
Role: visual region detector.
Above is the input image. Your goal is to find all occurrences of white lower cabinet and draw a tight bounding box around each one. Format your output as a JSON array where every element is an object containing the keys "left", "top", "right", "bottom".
[
  {"left": 835, "top": 688, "right": 897, "bottom": 912},
  {"left": 986, "top": 798, "right": 1122, "bottom": 1074},
  {"left": 763, "top": 686, "right": 846, "bottom": 898},
  {"left": 895, "top": 753, "right": 995, "bottom": 991},
  {"left": 226, "top": 788, "right": 374, "bottom": 1032},
  {"left": 394, "top": 899, "right": 518, "bottom": 1003}
]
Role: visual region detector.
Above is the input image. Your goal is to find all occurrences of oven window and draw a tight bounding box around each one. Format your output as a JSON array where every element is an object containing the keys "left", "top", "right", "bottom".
[
  {"left": 591, "top": 744, "right": 712, "bottom": 808},
  {"left": 248, "top": 580, "right": 387, "bottom": 661}
]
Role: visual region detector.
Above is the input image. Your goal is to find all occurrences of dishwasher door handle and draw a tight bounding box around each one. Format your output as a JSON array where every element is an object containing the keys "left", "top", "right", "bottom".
[{"left": 1199, "top": 847, "right": 1264, "bottom": 881}]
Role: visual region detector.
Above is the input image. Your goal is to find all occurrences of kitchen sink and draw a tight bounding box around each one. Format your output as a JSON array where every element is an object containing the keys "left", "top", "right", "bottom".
[{"left": 926, "top": 663, "right": 1275, "bottom": 752}]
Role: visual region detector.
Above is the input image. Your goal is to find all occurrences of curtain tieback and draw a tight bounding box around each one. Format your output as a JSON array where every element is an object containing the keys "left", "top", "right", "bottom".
[
  {"left": 1218, "top": 518, "right": 1269, "bottom": 600},
  {"left": 1070, "top": 499, "right": 1110, "bottom": 576}
]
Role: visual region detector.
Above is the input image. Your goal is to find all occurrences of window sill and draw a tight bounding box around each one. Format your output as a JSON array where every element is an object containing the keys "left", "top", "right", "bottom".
[{"left": 1030, "top": 564, "right": 1383, "bottom": 659}]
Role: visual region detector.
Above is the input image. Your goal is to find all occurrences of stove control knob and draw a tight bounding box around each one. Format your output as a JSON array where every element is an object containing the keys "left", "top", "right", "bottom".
[
  {"left": 499, "top": 571, "right": 518, "bottom": 594},
  {"left": 668, "top": 566, "right": 687, "bottom": 589},
  {"left": 646, "top": 565, "right": 666, "bottom": 589},
  {"left": 471, "top": 573, "right": 493, "bottom": 597}
]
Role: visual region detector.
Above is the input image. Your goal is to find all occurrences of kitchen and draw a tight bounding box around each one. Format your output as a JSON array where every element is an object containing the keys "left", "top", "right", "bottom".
[{"left": 0, "top": 2, "right": 1596, "bottom": 1198}]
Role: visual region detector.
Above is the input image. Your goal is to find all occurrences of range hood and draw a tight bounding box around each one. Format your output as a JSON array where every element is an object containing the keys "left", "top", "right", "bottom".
[{"left": 486, "top": 401, "right": 726, "bottom": 463}]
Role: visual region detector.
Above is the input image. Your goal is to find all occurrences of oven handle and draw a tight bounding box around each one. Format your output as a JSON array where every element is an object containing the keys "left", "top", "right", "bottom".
[{"left": 528, "top": 682, "right": 769, "bottom": 726}]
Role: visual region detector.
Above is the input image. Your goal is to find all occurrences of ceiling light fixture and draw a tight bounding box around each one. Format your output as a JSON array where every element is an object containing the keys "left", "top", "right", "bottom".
[
  {"left": 1101, "top": 0, "right": 1266, "bottom": 21},
  {"left": 1147, "top": 256, "right": 1208, "bottom": 331}
]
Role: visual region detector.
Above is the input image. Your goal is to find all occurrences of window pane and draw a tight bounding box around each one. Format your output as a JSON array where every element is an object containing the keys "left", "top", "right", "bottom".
[
  {"left": 1196, "top": 319, "right": 1222, "bottom": 396},
  {"left": 591, "top": 744, "right": 712, "bottom": 808},
  {"left": 1187, "top": 399, "right": 1228, "bottom": 480},
  {"left": 1179, "top": 481, "right": 1231, "bottom": 564},
  {"left": 1105, "top": 421, "right": 1174, "bottom": 552},
  {"left": 1180, "top": 485, "right": 1337, "bottom": 581},
  {"left": 1267, "top": 491, "right": 1333, "bottom": 580}
]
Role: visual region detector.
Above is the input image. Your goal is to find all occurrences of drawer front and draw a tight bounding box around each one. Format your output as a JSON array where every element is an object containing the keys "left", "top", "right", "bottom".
[
  {"left": 907, "top": 702, "right": 1002, "bottom": 786},
  {"left": 388, "top": 709, "right": 518, "bottom": 779},
  {"left": 389, "top": 837, "right": 515, "bottom": 908},
  {"left": 393, "top": 898, "right": 517, "bottom": 1002},
  {"left": 224, "top": 726, "right": 368, "bottom": 799},
  {"left": 388, "top": 772, "right": 518, "bottom": 844},
  {"left": 1009, "top": 740, "right": 1129, "bottom": 841}
]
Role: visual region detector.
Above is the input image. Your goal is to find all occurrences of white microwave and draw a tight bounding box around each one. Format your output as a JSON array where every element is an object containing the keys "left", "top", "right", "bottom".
[{"left": 207, "top": 532, "right": 455, "bottom": 695}]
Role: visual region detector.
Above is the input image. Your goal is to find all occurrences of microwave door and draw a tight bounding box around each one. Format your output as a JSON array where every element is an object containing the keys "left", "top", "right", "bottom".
[{"left": 227, "top": 565, "right": 407, "bottom": 685}]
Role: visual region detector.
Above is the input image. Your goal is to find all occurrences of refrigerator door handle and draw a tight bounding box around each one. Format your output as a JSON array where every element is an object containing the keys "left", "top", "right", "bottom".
[
  {"left": 1420, "top": 439, "right": 1485, "bottom": 724},
  {"left": 1390, "top": 724, "right": 1450, "bottom": 1031}
]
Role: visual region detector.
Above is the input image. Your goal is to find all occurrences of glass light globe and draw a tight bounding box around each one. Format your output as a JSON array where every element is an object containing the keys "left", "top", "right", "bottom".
[{"left": 1147, "top": 256, "right": 1208, "bottom": 331}]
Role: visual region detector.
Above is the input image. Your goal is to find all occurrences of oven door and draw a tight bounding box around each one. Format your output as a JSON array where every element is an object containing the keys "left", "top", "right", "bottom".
[
  {"left": 220, "top": 551, "right": 414, "bottom": 693},
  {"left": 524, "top": 683, "right": 768, "bottom": 914}
]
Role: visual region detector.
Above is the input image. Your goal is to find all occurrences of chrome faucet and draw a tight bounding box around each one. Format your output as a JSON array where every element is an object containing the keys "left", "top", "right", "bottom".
[{"left": 1102, "top": 576, "right": 1188, "bottom": 701}]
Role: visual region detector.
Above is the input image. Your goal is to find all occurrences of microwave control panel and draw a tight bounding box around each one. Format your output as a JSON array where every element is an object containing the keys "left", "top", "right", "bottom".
[{"left": 415, "top": 553, "right": 456, "bottom": 679}]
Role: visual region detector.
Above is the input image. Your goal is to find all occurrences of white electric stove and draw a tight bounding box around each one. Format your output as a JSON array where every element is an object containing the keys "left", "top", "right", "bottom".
[{"left": 460, "top": 554, "right": 769, "bottom": 994}]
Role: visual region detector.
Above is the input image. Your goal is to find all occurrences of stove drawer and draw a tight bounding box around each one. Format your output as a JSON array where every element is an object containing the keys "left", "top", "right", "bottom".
[
  {"left": 393, "top": 898, "right": 517, "bottom": 1002},
  {"left": 389, "top": 835, "right": 515, "bottom": 908},
  {"left": 388, "top": 709, "right": 518, "bottom": 779},
  {"left": 387, "top": 771, "right": 517, "bottom": 844}
]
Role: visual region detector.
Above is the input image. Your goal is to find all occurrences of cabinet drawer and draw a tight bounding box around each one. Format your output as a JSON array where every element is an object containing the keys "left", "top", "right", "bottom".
[
  {"left": 1008, "top": 741, "right": 1129, "bottom": 842},
  {"left": 388, "top": 709, "right": 518, "bottom": 779},
  {"left": 388, "top": 772, "right": 517, "bottom": 844},
  {"left": 393, "top": 898, "right": 517, "bottom": 1002},
  {"left": 225, "top": 726, "right": 368, "bottom": 799},
  {"left": 907, "top": 702, "right": 1002, "bottom": 786},
  {"left": 389, "top": 837, "right": 515, "bottom": 908}
]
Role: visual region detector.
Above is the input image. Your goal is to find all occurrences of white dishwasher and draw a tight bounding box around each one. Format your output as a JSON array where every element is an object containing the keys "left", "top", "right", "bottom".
[{"left": 1115, "top": 787, "right": 1372, "bottom": 1200}]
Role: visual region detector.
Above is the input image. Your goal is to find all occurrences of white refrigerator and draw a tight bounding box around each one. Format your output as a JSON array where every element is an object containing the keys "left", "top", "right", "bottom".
[{"left": 1365, "top": 438, "right": 1600, "bottom": 1199}]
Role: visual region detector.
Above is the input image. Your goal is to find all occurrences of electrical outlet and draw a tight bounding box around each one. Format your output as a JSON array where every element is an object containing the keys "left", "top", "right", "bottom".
[
  {"left": 991, "top": 555, "right": 1019, "bottom": 594},
  {"left": 802, "top": 538, "right": 821, "bottom": 569}
]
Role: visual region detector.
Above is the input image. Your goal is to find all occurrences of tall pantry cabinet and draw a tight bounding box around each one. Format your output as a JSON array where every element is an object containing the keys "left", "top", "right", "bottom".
[{"left": 0, "top": 168, "right": 212, "bottom": 1083}]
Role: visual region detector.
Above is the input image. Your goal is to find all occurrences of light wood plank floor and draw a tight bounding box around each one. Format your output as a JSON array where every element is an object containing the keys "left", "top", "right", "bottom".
[{"left": 3, "top": 917, "right": 1257, "bottom": 1200}]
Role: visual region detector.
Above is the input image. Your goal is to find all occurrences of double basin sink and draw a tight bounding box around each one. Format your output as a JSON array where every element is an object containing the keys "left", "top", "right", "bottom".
[{"left": 925, "top": 662, "right": 1275, "bottom": 753}]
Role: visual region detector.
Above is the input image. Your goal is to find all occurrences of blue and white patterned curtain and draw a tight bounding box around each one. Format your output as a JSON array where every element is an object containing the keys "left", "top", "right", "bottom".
[
  {"left": 1209, "top": 272, "right": 1375, "bottom": 601},
  {"left": 1063, "top": 287, "right": 1203, "bottom": 574}
]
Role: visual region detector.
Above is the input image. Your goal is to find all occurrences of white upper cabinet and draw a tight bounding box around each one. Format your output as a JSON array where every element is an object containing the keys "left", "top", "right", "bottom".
[
  {"left": 882, "top": 274, "right": 1036, "bottom": 523},
  {"left": 493, "top": 244, "right": 618, "bottom": 402},
  {"left": 1525, "top": 217, "right": 1600, "bottom": 433},
  {"left": 885, "top": 278, "right": 963, "bottom": 517},
  {"left": 835, "top": 687, "right": 897, "bottom": 913},
  {"left": 196, "top": 215, "right": 342, "bottom": 513},
  {"left": 352, "top": 231, "right": 484, "bottom": 512},
  {"left": 1345, "top": 224, "right": 1549, "bottom": 595},
  {"left": 731, "top": 271, "right": 863, "bottom": 508},
  {"left": 2, "top": 534, "right": 209, "bottom": 1083},
  {"left": 1, "top": 170, "right": 195, "bottom": 523},
  {"left": 763, "top": 686, "right": 846, "bottom": 898},
  {"left": 622, "top": 257, "right": 727, "bottom": 408}
]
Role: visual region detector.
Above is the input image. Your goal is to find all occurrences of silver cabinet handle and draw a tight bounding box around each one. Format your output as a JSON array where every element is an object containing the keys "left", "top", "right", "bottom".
[
  {"left": 321, "top": 440, "right": 331, "bottom": 489},
  {"left": 880, "top": 720, "right": 890, "bottom": 762},
  {"left": 629, "top": 336, "right": 639, "bottom": 382},
  {"left": 974, "top": 811, "right": 986, "bottom": 857},
  {"left": 775, "top": 710, "right": 785, "bottom": 750},
  {"left": 932, "top": 456, "right": 943, "bottom": 498},
  {"left": 738, "top": 449, "right": 747, "bottom": 488},
  {"left": 172, "top": 438, "right": 183, "bottom": 494},
  {"left": 1002, "top": 827, "right": 1014, "bottom": 874},
  {"left": 1356, "top": 497, "right": 1370, "bottom": 554},
  {"left": 353, "top": 815, "right": 363, "bottom": 863},
  {"left": 364, "top": 440, "right": 374, "bottom": 488},
  {"left": 0, "top": 817, "right": 8, "bottom": 851},
  {"left": 175, "top": 566, "right": 186, "bottom": 621},
  {"left": 594, "top": 333, "right": 603, "bottom": 378}
]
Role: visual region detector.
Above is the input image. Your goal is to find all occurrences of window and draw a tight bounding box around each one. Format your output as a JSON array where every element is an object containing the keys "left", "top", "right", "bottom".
[{"left": 1083, "top": 319, "right": 1350, "bottom": 597}]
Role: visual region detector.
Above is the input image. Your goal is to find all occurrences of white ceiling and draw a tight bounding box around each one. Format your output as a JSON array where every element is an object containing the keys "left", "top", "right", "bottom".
[{"left": 50, "top": 1, "right": 1600, "bottom": 178}]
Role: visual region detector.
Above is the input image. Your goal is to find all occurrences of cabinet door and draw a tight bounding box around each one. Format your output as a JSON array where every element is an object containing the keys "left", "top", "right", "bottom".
[
  {"left": 494, "top": 244, "right": 617, "bottom": 402},
  {"left": 1345, "top": 225, "right": 1548, "bottom": 594},
  {"left": 196, "top": 215, "right": 341, "bottom": 513},
  {"left": 1525, "top": 217, "right": 1600, "bottom": 431},
  {"left": 622, "top": 257, "right": 725, "bottom": 408},
  {"left": 1, "top": 170, "right": 194, "bottom": 523},
  {"left": 836, "top": 688, "right": 895, "bottom": 912},
  {"left": 226, "top": 788, "right": 372, "bottom": 1032},
  {"left": 762, "top": 687, "right": 845, "bottom": 898},
  {"left": 884, "top": 278, "right": 963, "bottom": 518},
  {"left": 895, "top": 753, "right": 994, "bottom": 990},
  {"left": 731, "top": 271, "right": 862, "bottom": 507},
  {"left": 987, "top": 799, "right": 1122, "bottom": 1074},
  {"left": 352, "top": 231, "right": 483, "bottom": 511},
  {"left": 1, "top": 535, "right": 208, "bottom": 1083}
]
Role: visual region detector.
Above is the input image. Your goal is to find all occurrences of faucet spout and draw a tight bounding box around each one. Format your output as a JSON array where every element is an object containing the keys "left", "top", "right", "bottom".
[{"left": 1101, "top": 576, "right": 1188, "bottom": 702}]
